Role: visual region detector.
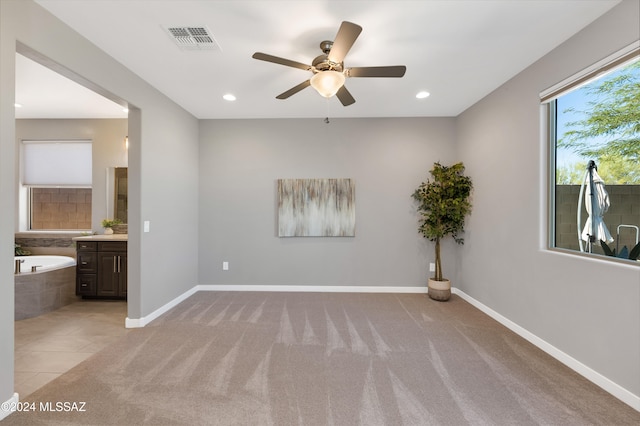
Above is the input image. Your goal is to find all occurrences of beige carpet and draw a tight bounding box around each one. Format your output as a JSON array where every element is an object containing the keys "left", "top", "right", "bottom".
[{"left": 4, "top": 292, "right": 639, "bottom": 425}]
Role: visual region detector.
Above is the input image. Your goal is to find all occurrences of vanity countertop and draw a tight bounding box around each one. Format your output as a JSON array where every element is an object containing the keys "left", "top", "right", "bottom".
[{"left": 72, "top": 234, "right": 128, "bottom": 242}]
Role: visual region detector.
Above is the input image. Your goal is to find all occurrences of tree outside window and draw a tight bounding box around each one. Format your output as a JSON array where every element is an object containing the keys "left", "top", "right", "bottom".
[{"left": 553, "top": 58, "right": 640, "bottom": 259}]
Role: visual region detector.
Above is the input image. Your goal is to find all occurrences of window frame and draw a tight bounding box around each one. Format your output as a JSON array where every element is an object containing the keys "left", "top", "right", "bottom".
[
  {"left": 542, "top": 42, "right": 640, "bottom": 262},
  {"left": 20, "top": 139, "right": 93, "bottom": 232}
]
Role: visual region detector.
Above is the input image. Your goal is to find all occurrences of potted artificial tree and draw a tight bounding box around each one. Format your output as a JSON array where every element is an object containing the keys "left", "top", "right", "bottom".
[{"left": 412, "top": 162, "right": 473, "bottom": 301}]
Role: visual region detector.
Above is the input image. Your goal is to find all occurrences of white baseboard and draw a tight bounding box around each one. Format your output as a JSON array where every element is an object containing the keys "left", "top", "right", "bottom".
[
  {"left": 196, "top": 284, "right": 429, "bottom": 293},
  {"left": 0, "top": 393, "right": 19, "bottom": 421},
  {"left": 452, "top": 288, "right": 640, "bottom": 412},
  {"left": 125, "top": 286, "right": 200, "bottom": 328},
  {"left": 125, "top": 284, "right": 427, "bottom": 328}
]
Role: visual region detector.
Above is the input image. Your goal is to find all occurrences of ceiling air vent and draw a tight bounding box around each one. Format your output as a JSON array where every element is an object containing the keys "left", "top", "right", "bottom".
[{"left": 164, "top": 26, "right": 221, "bottom": 51}]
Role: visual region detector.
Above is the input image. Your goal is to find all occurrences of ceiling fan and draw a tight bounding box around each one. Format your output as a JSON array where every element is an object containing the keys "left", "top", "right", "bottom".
[{"left": 252, "top": 21, "right": 406, "bottom": 106}]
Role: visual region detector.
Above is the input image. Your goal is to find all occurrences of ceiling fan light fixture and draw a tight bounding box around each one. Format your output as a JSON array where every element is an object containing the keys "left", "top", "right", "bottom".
[{"left": 310, "top": 71, "right": 345, "bottom": 98}]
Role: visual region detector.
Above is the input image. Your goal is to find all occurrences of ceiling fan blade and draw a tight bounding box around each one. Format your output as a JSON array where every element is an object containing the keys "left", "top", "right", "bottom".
[
  {"left": 336, "top": 86, "right": 356, "bottom": 106},
  {"left": 346, "top": 66, "right": 407, "bottom": 78},
  {"left": 328, "top": 21, "right": 362, "bottom": 63},
  {"left": 276, "top": 80, "right": 311, "bottom": 99},
  {"left": 252, "top": 52, "right": 311, "bottom": 71}
]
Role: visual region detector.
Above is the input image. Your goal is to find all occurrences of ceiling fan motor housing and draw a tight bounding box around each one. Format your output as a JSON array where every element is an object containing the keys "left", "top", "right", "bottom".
[
  {"left": 313, "top": 41, "right": 343, "bottom": 73},
  {"left": 312, "top": 55, "right": 343, "bottom": 73}
]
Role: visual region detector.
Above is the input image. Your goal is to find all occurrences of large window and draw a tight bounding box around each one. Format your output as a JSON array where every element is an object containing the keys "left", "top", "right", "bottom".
[
  {"left": 22, "top": 140, "right": 92, "bottom": 231},
  {"left": 544, "top": 45, "right": 639, "bottom": 262}
]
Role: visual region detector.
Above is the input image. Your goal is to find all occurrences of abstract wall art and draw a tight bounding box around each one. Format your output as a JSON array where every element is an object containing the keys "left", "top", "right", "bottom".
[{"left": 277, "top": 178, "right": 355, "bottom": 237}]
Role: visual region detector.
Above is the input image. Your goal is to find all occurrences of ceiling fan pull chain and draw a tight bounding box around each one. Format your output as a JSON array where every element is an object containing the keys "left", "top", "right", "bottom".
[{"left": 325, "top": 97, "right": 331, "bottom": 124}]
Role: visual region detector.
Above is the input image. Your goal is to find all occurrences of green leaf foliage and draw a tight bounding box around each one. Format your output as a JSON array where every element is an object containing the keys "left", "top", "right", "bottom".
[
  {"left": 630, "top": 242, "right": 640, "bottom": 261},
  {"left": 558, "top": 60, "right": 640, "bottom": 183},
  {"left": 412, "top": 162, "right": 473, "bottom": 281},
  {"left": 101, "top": 218, "right": 123, "bottom": 228},
  {"left": 556, "top": 154, "right": 640, "bottom": 184},
  {"left": 14, "top": 243, "right": 30, "bottom": 256},
  {"left": 600, "top": 240, "right": 640, "bottom": 261}
]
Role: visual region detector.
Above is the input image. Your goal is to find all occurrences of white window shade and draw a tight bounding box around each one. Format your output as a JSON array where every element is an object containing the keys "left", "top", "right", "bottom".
[
  {"left": 540, "top": 42, "right": 639, "bottom": 103},
  {"left": 22, "top": 140, "right": 92, "bottom": 186}
]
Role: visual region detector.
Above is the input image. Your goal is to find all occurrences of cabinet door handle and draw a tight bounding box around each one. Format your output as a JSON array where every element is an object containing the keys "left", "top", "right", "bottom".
[
  {"left": 81, "top": 261, "right": 88, "bottom": 265},
  {"left": 113, "top": 256, "right": 117, "bottom": 273},
  {"left": 117, "top": 256, "right": 121, "bottom": 273}
]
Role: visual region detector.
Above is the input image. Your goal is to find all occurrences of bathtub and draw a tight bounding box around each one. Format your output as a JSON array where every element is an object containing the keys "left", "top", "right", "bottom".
[
  {"left": 14, "top": 255, "right": 78, "bottom": 320},
  {"left": 15, "top": 255, "right": 76, "bottom": 274}
]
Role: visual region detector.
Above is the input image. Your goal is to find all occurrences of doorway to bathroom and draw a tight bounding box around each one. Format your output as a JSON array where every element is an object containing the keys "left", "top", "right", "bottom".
[{"left": 14, "top": 46, "right": 131, "bottom": 396}]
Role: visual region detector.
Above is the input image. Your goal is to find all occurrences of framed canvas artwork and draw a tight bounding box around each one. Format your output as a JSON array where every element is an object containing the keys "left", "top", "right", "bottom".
[{"left": 277, "top": 178, "right": 355, "bottom": 237}]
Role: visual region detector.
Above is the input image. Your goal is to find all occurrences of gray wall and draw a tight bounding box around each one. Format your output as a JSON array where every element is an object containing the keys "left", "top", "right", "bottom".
[
  {"left": 0, "top": 1, "right": 16, "bottom": 406},
  {"left": 1, "top": 0, "right": 199, "bottom": 408},
  {"left": 1, "top": 0, "right": 639, "bottom": 414},
  {"left": 456, "top": 0, "right": 640, "bottom": 398},
  {"left": 198, "top": 118, "right": 459, "bottom": 287},
  {"left": 15, "top": 119, "right": 128, "bottom": 232}
]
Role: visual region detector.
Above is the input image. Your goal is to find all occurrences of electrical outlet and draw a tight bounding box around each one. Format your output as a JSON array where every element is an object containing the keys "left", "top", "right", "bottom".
[
  {"left": 429, "top": 263, "right": 435, "bottom": 272},
  {"left": 223, "top": 261, "right": 229, "bottom": 271}
]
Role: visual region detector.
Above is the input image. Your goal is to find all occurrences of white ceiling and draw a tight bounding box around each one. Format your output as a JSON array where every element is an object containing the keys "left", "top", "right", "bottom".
[
  {"left": 16, "top": 0, "right": 621, "bottom": 120},
  {"left": 15, "top": 53, "right": 128, "bottom": 119}
]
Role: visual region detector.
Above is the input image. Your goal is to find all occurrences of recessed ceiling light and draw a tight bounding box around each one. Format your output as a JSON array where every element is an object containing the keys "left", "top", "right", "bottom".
[
  {"left": 416, "top": 91, "right": 430, "bottom": 99},
  {"left": 223, "top": 94, "right": 236, "bottom": 101},
  {"left": 14, "top": 103, "right": 22, "bottom": 108}
]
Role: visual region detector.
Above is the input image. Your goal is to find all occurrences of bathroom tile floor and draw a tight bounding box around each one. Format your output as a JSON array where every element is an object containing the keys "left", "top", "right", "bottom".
[{"left": 14, "top": 300, "right": 129, "bottom": 398}]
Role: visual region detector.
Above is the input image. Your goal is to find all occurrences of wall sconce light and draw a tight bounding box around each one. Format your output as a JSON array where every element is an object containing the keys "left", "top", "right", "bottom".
[
  {"left": 310, "top": 71, "right": 345, "bottom": 98},
  {"left": 124, "top": 136, "right": 129, "bottom": 150}
]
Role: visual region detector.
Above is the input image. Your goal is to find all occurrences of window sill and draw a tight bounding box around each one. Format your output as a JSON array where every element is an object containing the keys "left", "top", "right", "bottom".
[{"left": 547, "top": 247, "right": 640, "bottom": 268}]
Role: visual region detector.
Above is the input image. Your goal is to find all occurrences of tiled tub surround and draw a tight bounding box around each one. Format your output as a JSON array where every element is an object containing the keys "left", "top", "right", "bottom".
[
  {"left": 15, "top": 232, "right": 80, "bottom": 258},
  {"left": 15, "top": 257, "right": 78, "bottom": 320}
]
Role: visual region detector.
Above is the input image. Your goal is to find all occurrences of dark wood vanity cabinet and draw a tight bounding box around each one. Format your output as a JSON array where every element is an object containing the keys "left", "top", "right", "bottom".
[
  {"left": 76, "top": 240, "right": 127, "bottom": 299},
  {"left": 76, "top": 241, "right": 97, "bottom": 296},
  {"left": 97, "top": 250, "right": 127, "bottom": 297}
]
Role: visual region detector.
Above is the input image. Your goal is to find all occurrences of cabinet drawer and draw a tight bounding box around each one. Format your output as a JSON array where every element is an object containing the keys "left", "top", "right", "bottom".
[
  {"left": 77, "top": 274, "right": 97, "bottom": 296},
  {"left": 77, "top": 252, "right": 97, "bottom": 273},
  {"left": 76, "top": 241, "right": 97, "bottom": 251},
  {"left": 98, "top": 241, "right": 127, "bottom": 252}
]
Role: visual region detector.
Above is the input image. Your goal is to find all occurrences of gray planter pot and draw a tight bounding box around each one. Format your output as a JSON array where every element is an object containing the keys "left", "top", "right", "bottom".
[{"left": 428, "top": 278, "right": 451, "bottom": 301}]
